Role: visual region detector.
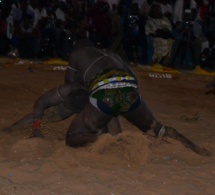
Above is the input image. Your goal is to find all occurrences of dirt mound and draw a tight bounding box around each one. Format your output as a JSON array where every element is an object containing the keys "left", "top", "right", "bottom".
[{"left": 88, "top": 132, "right": 151, "bottom": 165}]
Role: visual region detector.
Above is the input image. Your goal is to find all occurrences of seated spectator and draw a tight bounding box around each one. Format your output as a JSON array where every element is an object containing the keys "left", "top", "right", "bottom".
[{"left": 145, "top": 4, "right": 173, "bottom": 65}]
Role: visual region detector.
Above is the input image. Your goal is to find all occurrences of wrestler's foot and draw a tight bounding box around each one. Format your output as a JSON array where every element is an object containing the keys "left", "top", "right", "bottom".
[{"left": 161, "top": 125, "right": 212, "bottom": 157}]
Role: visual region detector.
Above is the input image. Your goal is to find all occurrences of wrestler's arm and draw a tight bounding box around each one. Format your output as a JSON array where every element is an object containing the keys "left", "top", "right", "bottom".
[
  {"left": 33, "top": 83, "right": 86, "bottom": 119},
  {"left": 31, "top": 83, "right": 86, "bottom": 137}
]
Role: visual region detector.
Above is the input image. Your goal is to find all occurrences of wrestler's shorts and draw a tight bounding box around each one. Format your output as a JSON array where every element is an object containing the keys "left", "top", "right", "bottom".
[
  {"left": 89, "top": 68, "right": 140, "bottom": 116},
  {"left": 90, "top": 87, "right": 140, "bottom": 116}
]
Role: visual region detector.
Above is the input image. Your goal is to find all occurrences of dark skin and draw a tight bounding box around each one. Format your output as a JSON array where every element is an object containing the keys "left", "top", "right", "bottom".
[
  {"left": 1, "top": 40, "right": 123, "bottom": 137},
  {"left": 1, "top": 82, "right": 122, "bottom": 137},
  {"left": 1, "top": 83, "right": 88, "bottom": 134},
  {"left": 1, "top": 40, "right": 211, "bottom": 156},
  {"left": 62, "top": 41, "right": 211, "bottom": 156}
]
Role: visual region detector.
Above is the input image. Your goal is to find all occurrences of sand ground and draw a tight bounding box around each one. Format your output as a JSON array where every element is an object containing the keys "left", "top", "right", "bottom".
[{"left": 0, "top": 58, "right": 215, "bottom": 195}]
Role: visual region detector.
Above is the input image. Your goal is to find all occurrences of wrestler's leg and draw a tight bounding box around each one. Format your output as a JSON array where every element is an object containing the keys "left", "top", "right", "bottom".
[
  {"left": 66, "top": 103, "right": 112, "bottom": 147},
  {"left": 1, "top": 103, "right": 75, "bottom": 133},
  {"left": 1, "top": 112, "right": 34, "bottom": 133},
  {"left": 43, "top": 103, "right": 75, "bottom": 122}
]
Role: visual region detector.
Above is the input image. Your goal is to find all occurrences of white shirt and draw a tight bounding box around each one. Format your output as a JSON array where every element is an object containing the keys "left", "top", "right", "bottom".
[
  {"left": 55, "top": 8, "right": 65, "bottom": 22},
  {"left": 160, "top": 3, "right": 173, "bottom": 15}
]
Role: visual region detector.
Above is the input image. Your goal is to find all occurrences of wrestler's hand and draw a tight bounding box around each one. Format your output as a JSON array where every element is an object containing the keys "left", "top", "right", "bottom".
[
  {"left": 29, "top": 119, "right": 44, "bottom": 138},
  {"left": 195, "top": 147, "right": 212, "bottom": 156},
  {"left": 156, "top": 125, "right": 211, "bottom": 157}
]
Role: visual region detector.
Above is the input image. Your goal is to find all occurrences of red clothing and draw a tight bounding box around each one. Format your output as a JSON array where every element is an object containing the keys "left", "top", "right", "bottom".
[{"left": 198, "top": 0, "right": 215, "bottom": 21}]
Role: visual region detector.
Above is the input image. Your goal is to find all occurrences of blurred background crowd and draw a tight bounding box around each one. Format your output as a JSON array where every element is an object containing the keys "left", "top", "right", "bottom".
[{"left": 0, "top": 0, "right": 215, "bottom": 70}]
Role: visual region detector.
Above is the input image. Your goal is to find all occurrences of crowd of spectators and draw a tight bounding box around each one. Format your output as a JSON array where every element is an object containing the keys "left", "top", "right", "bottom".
[{"left": 0, "top": 0, "right": 215, "bottom": 70}]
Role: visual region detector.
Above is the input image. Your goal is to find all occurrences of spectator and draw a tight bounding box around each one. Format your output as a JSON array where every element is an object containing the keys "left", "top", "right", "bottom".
[
  {"left": 109, "top": 3, "right": 124, "bottom": 53},
  {"left": 145, "top": 4, "right": 173, "bottom": 65},
  {"left": 122, "top": 2, "right": 148, "bottom": 65},
  {"left": 0, "top": 2, "right": 11, "bottom": 55},
  {"left": 173, "top": 0, "right": 197, "bottom": 24},
  {"left": 139, "top": 0, "right": 154, "bottom": 65},
  {"left": 204, "top": 2, "right": 215, "bottom": 36},
  {"left": 140, "top": 0, "right": 154, "bottom": 17},
  {"left": 13, "top": 12, "right": 40, "bottom": 58},
  {"left": 86, "top": 1, "right": 112, "bottom": 48},
  {"left": 167, "top": 8, "right": 203, "bottom": 69},
  {"left": 200, "top": 32, "right": 215, "bottom": 69},
  {"left": 39, "top": 1, "right": 66, "bottom": 58},
  {"left": 155, "top": 0, "right": 173, "bottom": 21}
]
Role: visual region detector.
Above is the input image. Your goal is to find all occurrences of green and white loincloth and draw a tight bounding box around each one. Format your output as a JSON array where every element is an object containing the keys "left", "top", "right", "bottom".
[{"left": 89, "top": 69, "right": 140, "bottom": 116}]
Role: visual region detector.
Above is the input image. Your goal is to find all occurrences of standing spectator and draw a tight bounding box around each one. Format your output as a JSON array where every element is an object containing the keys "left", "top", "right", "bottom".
[
  {"left": 109, "top": 4, "right": 124, "bottom": 52},
  {"left": 13, "top": 13, "right": 40, "bottom": 58},
  {"left": 155, "top": 0, "right": 173, "bottom": 21},
  {"left": 145, "top": 4, "right": 173, "bottom": 65},
  {"left": 168, "top": 8, "right": 203, "bottom": 69},
  {"left": 204, "top": 1, "right": 215, "bottom": 36},
  {"left": 0, "top": 1, "right": 11, "bottom": 55},
  {"left": 11, "top": 0, "right": 41, "bottom": 58},
  {"left": 139, "top": 0, "right": 154, "bottom": 65},
  {"left": 122, "top": 2, "right": 148, "bottom": 65},
  {"left": 39, "top": 1, "right": 65, "bottom": 57},
  {"left": 140, "top": 0, "right": 154, "bottom": 17},
  {"left": 200, "top": 32, "right": 215, "bottom": 69},
  {"left": 86, "top": 1, "right": 112, "bottom": 48},
  {"left": 173, "top": 0, "right": 197, "bottom": 24}
]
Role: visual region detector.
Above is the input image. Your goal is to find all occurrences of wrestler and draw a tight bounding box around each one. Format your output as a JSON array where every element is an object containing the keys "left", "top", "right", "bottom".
[
  {"left": 1, "top": 82, "right": 122, "bottom": 137},
  {"left": 64, "top": 39, "right": 211, "bottom": 156},
  {"left": 0, "top": 83, "right": 85, "bottom": 136},
  {"left": 2, "top": 38, "right": 211, "bottom": 156}
]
